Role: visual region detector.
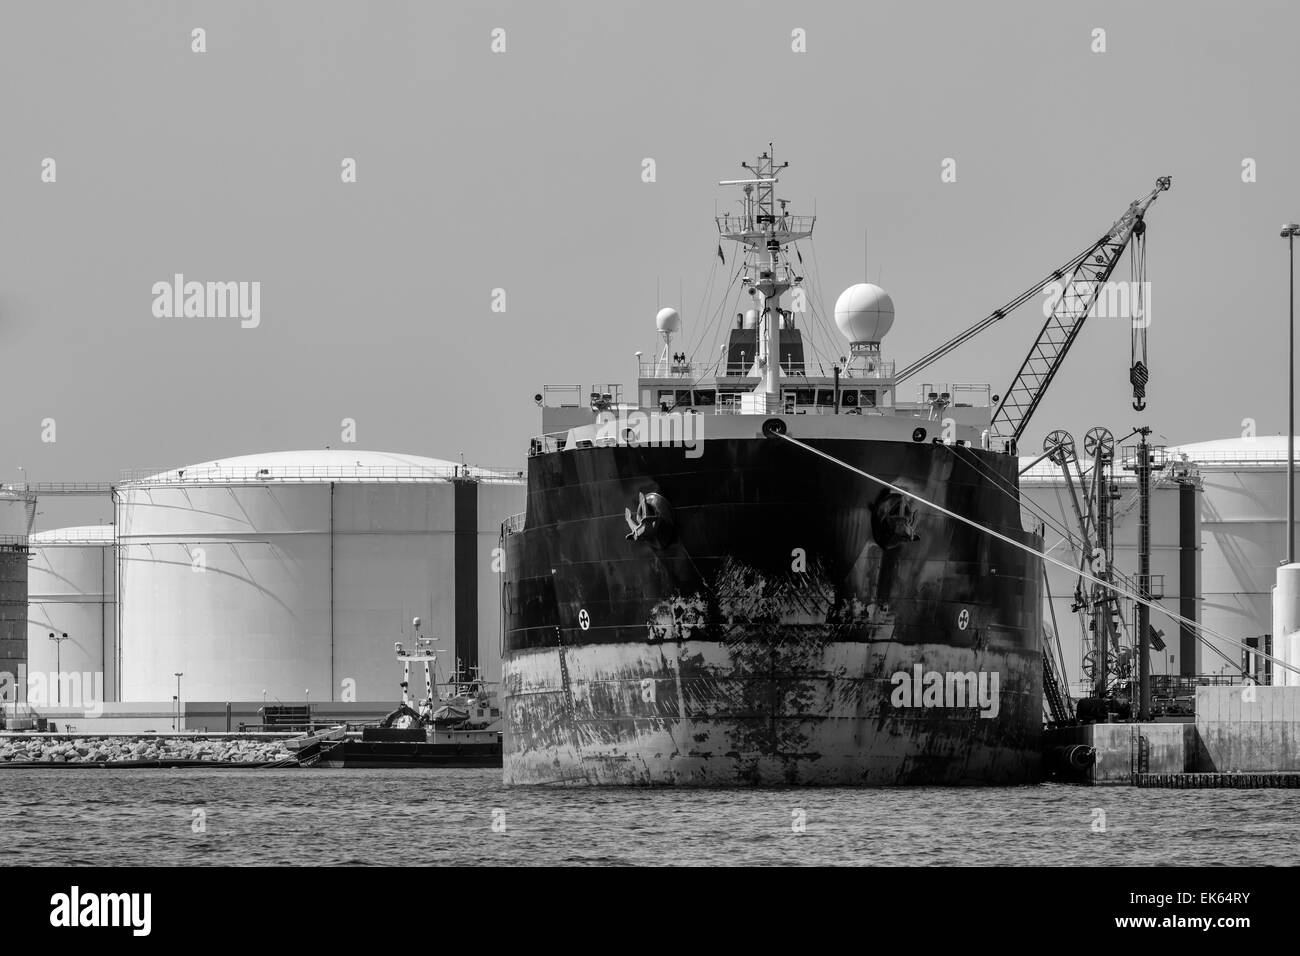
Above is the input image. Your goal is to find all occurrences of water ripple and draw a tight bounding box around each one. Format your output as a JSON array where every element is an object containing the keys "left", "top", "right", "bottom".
[{"left": 2, "top": 768, "right": 1298, "bottom": 866}]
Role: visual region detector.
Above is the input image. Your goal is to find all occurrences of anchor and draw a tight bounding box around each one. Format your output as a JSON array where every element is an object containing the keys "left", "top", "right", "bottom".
[{"left": 624, "top": 491, "right": 675, "bottom": 548}]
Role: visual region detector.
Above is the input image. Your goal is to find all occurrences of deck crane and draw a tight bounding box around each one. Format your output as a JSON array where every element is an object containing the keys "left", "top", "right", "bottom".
[{"left": 895, "top": 176, "right": 1171, "bottom": 452}]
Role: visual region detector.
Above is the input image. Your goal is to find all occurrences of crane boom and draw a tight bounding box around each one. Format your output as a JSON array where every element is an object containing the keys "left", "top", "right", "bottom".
[
  {"left": 893, "top": 176, "right": 1171, "bottom": 450},
  {"left": 990, "top": 177, "right": 1170, "bottom": 446},
  {"left": 893, "top": 245, "right": 1097, "bottom": 385}
]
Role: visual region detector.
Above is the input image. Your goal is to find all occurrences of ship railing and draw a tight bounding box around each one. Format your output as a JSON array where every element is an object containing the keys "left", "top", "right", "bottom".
[
  {"left": 711, "top": 404, "right": 889, "bottom": 417},
  {"left": 715, "top": 213, "right": 816, "bottom": 237},
  {"left": 528, "top": 431, "right": 570, "bottom": 456},
  {"left": 639, "top": 362, "right": 709, "bottom": 379},
  {"left": 502, "top": 512, "right": 526, "bottom": 536},
  {"left": 542, "top": 384, "right": 583, "bottom": 408},
  {"left": 640, "top": 360, "right": 896, "bottom": 381},
  {"left": 912, "top": 382, "right": 992, "bottom": 408}
]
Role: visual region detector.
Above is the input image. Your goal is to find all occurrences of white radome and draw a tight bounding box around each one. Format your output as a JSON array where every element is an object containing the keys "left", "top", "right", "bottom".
[
  {"left": 655, "top": 307, "right": 681, "bottom": 333},
  {"left": 834, "top": 283, "right": 895, "bottom": 343}
]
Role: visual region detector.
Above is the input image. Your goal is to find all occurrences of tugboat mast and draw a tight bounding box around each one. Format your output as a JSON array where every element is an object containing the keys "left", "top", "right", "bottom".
[{"left": 717, "top": 146, "right": 814, "bottom": 407}]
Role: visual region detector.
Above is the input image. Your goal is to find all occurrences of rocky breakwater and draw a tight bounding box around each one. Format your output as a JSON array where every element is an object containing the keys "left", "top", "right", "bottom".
[{"left": 0, "top": 735, "right": 295, "bottom": 766}]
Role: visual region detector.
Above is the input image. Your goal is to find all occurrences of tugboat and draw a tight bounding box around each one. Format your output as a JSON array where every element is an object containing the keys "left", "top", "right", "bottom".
[
  {"left": 294, "top": 618, "right": 502, "bottom": 768},
  {"left": 500, "top": 147, "right": 1169, "bottom": 785}
]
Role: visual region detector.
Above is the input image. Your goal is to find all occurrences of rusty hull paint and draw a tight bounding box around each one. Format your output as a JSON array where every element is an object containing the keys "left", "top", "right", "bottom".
[
  {"left": 503, "top": 640, "right": 1039, "bottom": 785},
  {"left": 502, "top": 435, "right": 1043, "bottom": 786}
]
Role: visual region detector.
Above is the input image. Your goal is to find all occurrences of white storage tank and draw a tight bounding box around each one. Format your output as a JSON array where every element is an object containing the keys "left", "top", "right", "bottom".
[
  {"left": 115, "top": 450, "right": 525, "bottom": 703},
  {"left": 25, "top": 525, "right": 116, "bottom": 702},
  {"left": 1172, "top": 436, "right": 1296, "bottom": 676}
]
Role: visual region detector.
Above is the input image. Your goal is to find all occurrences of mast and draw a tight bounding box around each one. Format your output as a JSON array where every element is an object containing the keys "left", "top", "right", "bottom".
[{"left": 717, "top": 146, "right": 815, "bottom": 405}]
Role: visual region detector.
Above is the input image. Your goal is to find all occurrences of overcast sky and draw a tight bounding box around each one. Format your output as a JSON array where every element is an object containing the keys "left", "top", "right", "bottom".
[{"left": 3, "top": 0, "right": 1298, "bottom": 529}]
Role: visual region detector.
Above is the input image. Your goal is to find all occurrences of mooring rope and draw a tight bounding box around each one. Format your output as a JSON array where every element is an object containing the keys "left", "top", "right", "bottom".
[{"left": 770, "top": 429, "right": 1300, "bottom": 678}]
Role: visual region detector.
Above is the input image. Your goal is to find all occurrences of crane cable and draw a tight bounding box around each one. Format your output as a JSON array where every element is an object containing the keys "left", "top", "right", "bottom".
[
  {"left": 769, "top": 429, "right": 1295, "bottom": 678},
  {"left": 1130, "top": 225, "right": 1149, "bottom": 410}
]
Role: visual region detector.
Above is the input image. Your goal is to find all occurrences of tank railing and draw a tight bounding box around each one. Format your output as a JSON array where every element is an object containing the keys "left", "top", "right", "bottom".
[
  {"left": 118, "top": 464, "right": 524, "bottom": 484},
  {"left": 502, "top": 512, "right": 526, "bottom": 535},
  {"left": 25, "top": 531, "right": 115, "bottom": 545},
  {"left": 2, "top": 482, "right": 113, "bottom": 495},
  {"left": 0, "top": 534, "right": 30, "bottom": 548},
  {"left": 1144, "top": 448, "right": 1296, "bottom": 465}
]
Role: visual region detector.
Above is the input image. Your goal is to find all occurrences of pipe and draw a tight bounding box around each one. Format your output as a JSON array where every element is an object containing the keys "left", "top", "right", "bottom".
[
  {"left": 1179, "top": 481, "right": 1197, "bottom": 676},
  {"left": 329, "top": 481, "right": 335, "bottom": 701},
  {"left": 1137, "top": 432, "right": 1151, "bottom": 720}
]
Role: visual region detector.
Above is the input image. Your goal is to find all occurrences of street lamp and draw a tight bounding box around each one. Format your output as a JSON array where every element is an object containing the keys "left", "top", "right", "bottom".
[
  {"left": 47, "top": 632, "right": 69, "bottom": 704},
  {"left": 173, "top": 672, "right": 183, "bottom": 731},
  {"left": 1284, "top": 222, "right": 1300, "bottom": 564}
]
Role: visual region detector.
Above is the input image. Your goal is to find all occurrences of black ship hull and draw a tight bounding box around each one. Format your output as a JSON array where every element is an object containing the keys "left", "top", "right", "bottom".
[
  {"left": 297, "top": 728, "right": 503, "bottom": 768},
  {"left": 502, "top": 431, "right": 1043, "bottom": 786},
  {"left": 316, "top": 740, "right": 502, "bottom": 769}
]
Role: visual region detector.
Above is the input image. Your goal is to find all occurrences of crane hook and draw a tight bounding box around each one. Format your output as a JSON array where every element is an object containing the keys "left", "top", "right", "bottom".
[{"left": 1132, "top": 398, "right": 1147, "bottom": 411}]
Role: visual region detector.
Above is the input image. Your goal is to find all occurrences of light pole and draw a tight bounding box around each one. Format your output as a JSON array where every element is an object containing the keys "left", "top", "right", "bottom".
[
  {"left": 47, "top": 632, "right": 69, "bottom": 704},
  {"left": 1285, "top": 223, "right": 1300, "bottom": 565},
  {"left": 173, "top": 672, "right": 183, "bottom": 731}
]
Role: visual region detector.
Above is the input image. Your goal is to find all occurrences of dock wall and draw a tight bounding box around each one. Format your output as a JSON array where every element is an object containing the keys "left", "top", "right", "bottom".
[
  {"left": 1194, "top": 685, "right": 1300, "bottom": 772},
  {"left": 1045, "top": 686, "right": 1300, "bottom": 783}
]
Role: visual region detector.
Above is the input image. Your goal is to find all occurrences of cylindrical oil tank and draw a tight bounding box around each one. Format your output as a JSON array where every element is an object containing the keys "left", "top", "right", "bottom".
[
  {"left": 1018, "top": 448, "right": 1199, "bottom": 694},
  {"left": 1273, "top": 563, "right": 1300, "bottom": 687},
  {"left": 116, "top": 451, "right": 525, "bottom": 703},
  {"left": 1176, "top": 436, "right": 1297, "bottom": 678},
  {"left": 25, "top": 526, "right": 116, "bottom": 704},
  {"left": 0, "top": 489, "right": 35, "bottom": 703}
]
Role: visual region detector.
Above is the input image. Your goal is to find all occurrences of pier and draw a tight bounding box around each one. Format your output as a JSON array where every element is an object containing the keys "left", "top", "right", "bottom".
[{"left": 1044, "top": 684, "right": 1300, "bottom": 785}]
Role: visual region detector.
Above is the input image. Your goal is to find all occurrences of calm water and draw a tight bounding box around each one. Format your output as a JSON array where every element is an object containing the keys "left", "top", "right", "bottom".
[{"left": 3, "top": 768, "right": 1296, "bottom": 866}]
